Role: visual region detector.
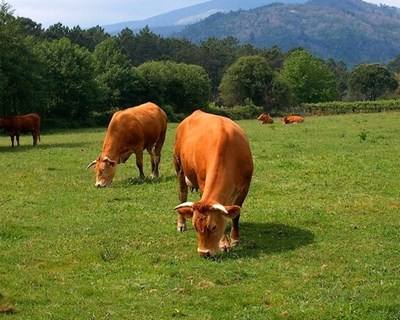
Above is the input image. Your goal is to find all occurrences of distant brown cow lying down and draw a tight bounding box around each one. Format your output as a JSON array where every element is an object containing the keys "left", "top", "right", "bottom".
[
  {"left": 257, "top": 113, "right": 274, "bottom": 124},
  {"left": 174, "top": 110, "right": 253, "bottom": 257},
  {"left": 282, "top": 115, "right": 305, "bottom": 124},
  {"left": 0, "top": 113, "right": 41, "bottom": 147},
  {"left": 87, "top": 102, "right": 167, "bottom": 187}
]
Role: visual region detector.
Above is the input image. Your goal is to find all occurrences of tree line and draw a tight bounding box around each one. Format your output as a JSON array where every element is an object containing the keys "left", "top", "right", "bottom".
[{"left": 1, "top": 1, "right": 399, "bottom": 126}]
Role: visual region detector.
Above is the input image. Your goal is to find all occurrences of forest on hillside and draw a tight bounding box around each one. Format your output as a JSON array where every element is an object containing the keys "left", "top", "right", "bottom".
[{"left": 1, "top": 1, "right": 400, "bottom": 127}]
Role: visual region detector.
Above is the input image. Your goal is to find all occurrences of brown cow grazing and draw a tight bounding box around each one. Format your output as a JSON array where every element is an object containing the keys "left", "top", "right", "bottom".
[
  {"left": 0, "top": 113, "right": 41, "bottom": 147},
  {"left": 282, "top": 115, "right": 305, "bottom": 124},
  {"left": 174, "top": 110, "right": 253, "bottom": 257},
  {"left": 87, "top": 102, "right": 167, "bottom": 188},
  {"left": 257, "top": 113, "right": 274, "bottom": 124}
]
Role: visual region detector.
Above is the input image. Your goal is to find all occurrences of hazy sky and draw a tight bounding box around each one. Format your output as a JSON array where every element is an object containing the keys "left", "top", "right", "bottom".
[{"left": 7, "top": 0, "right": 400, "bottom": 28}]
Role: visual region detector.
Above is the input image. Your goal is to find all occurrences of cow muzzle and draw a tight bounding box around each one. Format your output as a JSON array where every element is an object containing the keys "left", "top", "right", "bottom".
[
  {"left": 198, "top": 248, "right": 216, "bottom": 258},
  {"left": 95, "top": 181, "right": 108, "bottom": 188}
]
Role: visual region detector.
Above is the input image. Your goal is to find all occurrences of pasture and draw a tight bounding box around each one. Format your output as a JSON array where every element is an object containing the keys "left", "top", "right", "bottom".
[{"left": 0, "top": 113, "right": 399, "bottom": 319}]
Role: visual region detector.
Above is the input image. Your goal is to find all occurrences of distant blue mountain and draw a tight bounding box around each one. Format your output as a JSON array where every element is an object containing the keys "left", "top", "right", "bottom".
[
  {"left": 103, "top": 0, "right": 307, "bottom": 35},
  {"left": 177, "top": 0, "right": 400, "bottom": 66}
]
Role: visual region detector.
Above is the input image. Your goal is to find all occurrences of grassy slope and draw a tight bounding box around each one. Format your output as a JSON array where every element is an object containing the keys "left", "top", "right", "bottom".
[{"left": 0, "top": 113, "right": 399, "bottom": 319}]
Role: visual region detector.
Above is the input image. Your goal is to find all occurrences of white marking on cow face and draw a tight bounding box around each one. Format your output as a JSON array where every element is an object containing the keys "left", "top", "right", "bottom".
[{"left": 95, "top": 156, "right": 117, "bottom": 187}]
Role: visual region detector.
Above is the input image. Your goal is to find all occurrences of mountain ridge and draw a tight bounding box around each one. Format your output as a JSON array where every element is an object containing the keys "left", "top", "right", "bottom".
[
  {"left": 177, "top": 0, "right": 400, "bottom": 66},
  {"left": 103, "top": 0, "right": 306, "bottom": 35}
]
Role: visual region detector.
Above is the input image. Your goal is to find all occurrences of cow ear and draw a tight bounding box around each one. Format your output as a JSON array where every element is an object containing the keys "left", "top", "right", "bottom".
[
  {"left": 174, "top": 202, "right": 194, "bottom": 218},
  {"left": 224, "top": 205, "right": 241, "bottom": 219},
  {"left": 103, "top": 157, "right": 117, "bottom": 167},
  {"left": 176, "top": 207, "right": 194, "bottom": 219},
  {"left": 211, "top": 204, "right": 241, "bottom": 219}
]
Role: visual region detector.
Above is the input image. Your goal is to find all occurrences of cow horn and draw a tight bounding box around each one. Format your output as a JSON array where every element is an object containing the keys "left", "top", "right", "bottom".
[
  {"left": 174, "top": 202, "right": 194, "bottom": 210},
  {"left": 86, "top": 160, "right": 97, "bottom": 170},
  {"left": 211, "top": 203, "right": 228, "bottom": 215}
]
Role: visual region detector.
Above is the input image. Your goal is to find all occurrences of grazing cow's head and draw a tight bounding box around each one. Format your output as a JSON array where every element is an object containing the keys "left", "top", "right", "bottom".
[
  {"left": 175, "top": 202, "right": 241, "bottom": 257},
  {"left": 258, "top": 113, "right": 273, "bottom": 124},
  {"left": 87, "top": 156, "right": 117, "bottom": 188}
]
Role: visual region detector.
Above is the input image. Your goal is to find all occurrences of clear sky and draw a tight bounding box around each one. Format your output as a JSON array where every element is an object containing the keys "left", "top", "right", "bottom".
[{"left": 6, "top": 0, "right": 400, "bottom": 28}]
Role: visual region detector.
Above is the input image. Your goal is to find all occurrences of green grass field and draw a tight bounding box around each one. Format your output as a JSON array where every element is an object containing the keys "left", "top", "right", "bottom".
[{"left": 0, "top": 113, "right": 399, "bottom": 319}]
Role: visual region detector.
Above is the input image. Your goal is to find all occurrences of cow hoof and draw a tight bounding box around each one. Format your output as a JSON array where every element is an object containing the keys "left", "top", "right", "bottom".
[
  {"left": 177, "top": 223, "right": 187, "bottom": 232},
  {"left": 219, "top": 239, "right": 231, "bottom": 252},
  {"left": 231, "top": 239, "right": 240, "bottom": 247}
]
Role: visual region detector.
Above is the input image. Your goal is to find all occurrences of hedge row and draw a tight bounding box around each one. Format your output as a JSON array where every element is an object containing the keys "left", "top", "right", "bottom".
[
  {"left": 298, "top": 99, "right": 400, "bottom": 115},
  {"left": 205, "top": 104, "right": 263, "bottom": 120}
]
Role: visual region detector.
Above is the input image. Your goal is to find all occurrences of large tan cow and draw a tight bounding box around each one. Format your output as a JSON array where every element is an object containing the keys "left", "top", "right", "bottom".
[
  {"left": 257, "top": 113, "right": 274, "bottom": 124},
  {"left": 174, "top": 110, "right": 253, "bottom": 257},
  {"left": 0, "top": 113, "right": 41, "bottom": 147},
  {"left": 282, "top": 115, "right": 304, "bottom": 124},
  {"left": 87, "top": 102, "right": 167, "bottom": 187}
]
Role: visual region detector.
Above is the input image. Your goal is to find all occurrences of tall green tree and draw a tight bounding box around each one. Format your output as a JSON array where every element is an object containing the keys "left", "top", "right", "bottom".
[
  {"left": 93, "top": 38, "right": 144, "bottom": 109},
  {"left": 199, "top": 37, "right": 239, "bottom": 95},
  {"left": 281, "top": 50, "right": 338, "bottom": 104},
  {"left": 45, "top": 23, "right": 69, "bottom": 40},
  {"left": 219, "top": 55, "right": 274, "bottom": 107},
  {"left": 348, "top": 64, "right": 398, "bottom": 100},
  {"left": 0, "top": 2, "right": 46, "bottom": 116},
  {"left": 35, "top": 38, "right": 100, "bottom": 121},
  {"left": 138, "top": 61, "right": 210, "bottom": 113}
]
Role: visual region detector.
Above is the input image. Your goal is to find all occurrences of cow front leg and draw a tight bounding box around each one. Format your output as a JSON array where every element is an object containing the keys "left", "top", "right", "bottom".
[
  {"left": 135, "top": 150, "right": 145, "bottom": 179},
  {"left": 177, "top": 172, "right": 189, "bottom": 232},
  {"left": 10, "top": 136, "right": 14, "bottom": 147},
  {"left": 219, "top": 234, "right": 231, "bottom": 252},
  {"left": 16, "top": 135, "right": 20, "bottom": 146},
  {"left": 230, "top": 215, "right": 240, "bottom": 247}
]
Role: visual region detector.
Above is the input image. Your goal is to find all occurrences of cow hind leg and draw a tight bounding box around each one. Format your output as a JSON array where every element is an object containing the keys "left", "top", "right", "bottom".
[
  {"left": 32, "top": 131, "right": 38, "bottom": 146},
  {"left": 147, "top": 147, "right": 156, "bottom": 179},
  {"left": 16, "top": 135, "right": 20, "bottom": 147},
  {"left": 10, "top": 136, "right": 14, "bottom": 147},
  {"left": 152, "top": 129, "right": 166, "bottom": 178}
]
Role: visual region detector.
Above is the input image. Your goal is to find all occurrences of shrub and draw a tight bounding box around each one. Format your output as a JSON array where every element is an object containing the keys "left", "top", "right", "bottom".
[{"left": 206, "top": 100, "right": 263, "bottom": 120}]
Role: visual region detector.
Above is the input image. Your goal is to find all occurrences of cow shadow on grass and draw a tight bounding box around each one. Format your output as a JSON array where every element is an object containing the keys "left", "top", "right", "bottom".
[
  {"left": 0, "top": 142, "right": 90, "bottom": 153},
  {"left": 220, "top": 222, "right": 314, "bottom": 260},
  {"left": 115, "top": 175, "right": 176, "bottom": 187}
]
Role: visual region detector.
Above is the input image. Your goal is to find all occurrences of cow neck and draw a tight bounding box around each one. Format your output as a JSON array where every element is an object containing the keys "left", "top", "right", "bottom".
[
  {"left": 101, "top": 130, "right": 125, "bottom": 164},
  {"left": 200, "top": 164, "right": 236, "bottom": 206}
]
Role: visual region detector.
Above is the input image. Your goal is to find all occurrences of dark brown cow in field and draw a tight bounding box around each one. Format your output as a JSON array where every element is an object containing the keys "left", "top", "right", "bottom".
[
  {"left": 257, "top": 113, "right": 274, "bottom": 124},
  {"left": 282, "top": 115, "right": 305, "bottom": 124},
  {"left": 87, "top": 102, "right": 167, "bottom": 188},
  {"left": 174, "top": 110, "right": 253, "bottom": 257},
  {"left": 0, "top": 113, "right": 41, "bottom": 147}
]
